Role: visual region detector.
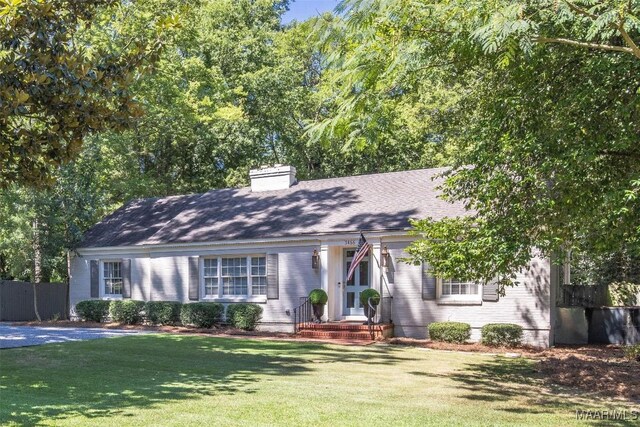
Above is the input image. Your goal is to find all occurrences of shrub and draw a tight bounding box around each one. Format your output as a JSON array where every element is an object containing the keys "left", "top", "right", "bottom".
[
  {"left": 308, "top": 288, "right": 328, "bottom": 305},
  {"left": 75, "top": 300, "right": 110, "bottom": 322},
  {"left": 624, "top": 344, "right": 640, "bottom": 362},
  {"left": 360, "top": 288, "right": 381, "bottom": 306},
  {"left": 226, "top": 303, "right": 263, "bottom": 330},
  {"left": 428, "top": 321, "right": 471, "bottom": 343},
  {"left": 146, "top": 301, "right": 182, "bottom": 325},
  {"left": 109, "top": 300, "right": 145, "bottom": 325},
  {"left": 180, "top": 302, "right": 224, "bottom": 328},
  {"left": 481, "top": 323, "right": 523, "bottom": 347}
]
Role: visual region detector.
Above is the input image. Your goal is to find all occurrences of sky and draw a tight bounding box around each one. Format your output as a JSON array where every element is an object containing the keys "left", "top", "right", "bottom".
[{"left": 282, "top": 0, "right": 339, "bottom": 24}]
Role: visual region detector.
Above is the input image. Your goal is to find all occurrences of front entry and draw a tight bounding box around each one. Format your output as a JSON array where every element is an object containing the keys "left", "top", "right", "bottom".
[{"left": 343, "top": 248, "right": 370, "bottom": 316}]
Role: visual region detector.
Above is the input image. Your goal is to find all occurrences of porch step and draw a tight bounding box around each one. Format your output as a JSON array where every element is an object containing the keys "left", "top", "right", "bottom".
[{"left": 297, "top": 322, "right": 394, "bottom": 341}]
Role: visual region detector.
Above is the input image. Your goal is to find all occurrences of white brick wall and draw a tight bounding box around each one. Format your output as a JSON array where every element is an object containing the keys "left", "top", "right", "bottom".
[{"left": 385, "top": 241, "right": 551, "bottom": 347}]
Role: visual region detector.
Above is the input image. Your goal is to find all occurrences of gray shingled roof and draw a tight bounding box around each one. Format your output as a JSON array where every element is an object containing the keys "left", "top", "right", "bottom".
[{"left": 80, "top": 167, "right": 468, "bottom": 248}]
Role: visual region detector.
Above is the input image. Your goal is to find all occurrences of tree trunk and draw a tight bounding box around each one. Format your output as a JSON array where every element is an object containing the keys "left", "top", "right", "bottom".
[{"left": 32, "top": 218, "right": 42, "bottom": 322}]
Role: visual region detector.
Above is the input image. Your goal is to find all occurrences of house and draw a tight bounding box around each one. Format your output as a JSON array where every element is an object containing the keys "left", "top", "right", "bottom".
[{"left": 69, "top": 166, "right": 555, "bottom": 346}]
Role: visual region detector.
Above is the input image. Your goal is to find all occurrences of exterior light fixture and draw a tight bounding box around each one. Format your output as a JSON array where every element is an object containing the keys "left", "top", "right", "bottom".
[
  {"left": 381, "top": 246, "right": 389, "bottom": 268},
  {"left": 312, "top": 249, "right": 319, "bottom": 269}
]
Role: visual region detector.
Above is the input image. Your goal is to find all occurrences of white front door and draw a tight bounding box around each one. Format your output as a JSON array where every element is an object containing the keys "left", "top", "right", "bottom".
[{"left": 343, "top": 249, "right": 370, "bottom": 316}]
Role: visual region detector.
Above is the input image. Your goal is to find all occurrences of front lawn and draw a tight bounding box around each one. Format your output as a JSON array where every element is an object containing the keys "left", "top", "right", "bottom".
[{"left": 0, "top": 335, "right": 636, "bottom": 426}]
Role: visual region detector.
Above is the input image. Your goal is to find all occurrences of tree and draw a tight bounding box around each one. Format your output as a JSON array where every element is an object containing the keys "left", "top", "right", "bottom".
[
  {"left": 0, "top": 0, "right": 179, "bottom": 187},
  {"left": 313, "top": 0, "right": 640, "bottom": 287}
]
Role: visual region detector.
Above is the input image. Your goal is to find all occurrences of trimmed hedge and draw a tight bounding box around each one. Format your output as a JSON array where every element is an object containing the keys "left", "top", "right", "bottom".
[
  {"left": 180, "top": 302, "right": 224, "bottom": 328},
  {"left": 428, "top": 321, "right": 471, "bottom": 343},
  {"left": 481, "top": 323, "right": 523, "bottom": 347},
  {"left": 624, "top": 344, "right": 640, "bottom": 362},
  {"left": 109, "top": 300, "right": 145, "bottom": 325},
  {"left": 308, "top": 289, "right": 328, "bottom": 305},
  {"left": 226, "top": 303, "right": 263, "bottom": 331},
  {"left": 360, "top": 288, "right": 380, "bottom": 306},
  {"left": 146, "top": 301, "right": 182, "bottom": 325},
  {"left": 75, "top": 300, "right": 110, "bottom": 322}
]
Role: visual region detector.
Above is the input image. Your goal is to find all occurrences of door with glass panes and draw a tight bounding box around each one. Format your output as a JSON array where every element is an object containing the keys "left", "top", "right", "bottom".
[{"left": 343, "top": 249, "right": 370, "bottom": 316}]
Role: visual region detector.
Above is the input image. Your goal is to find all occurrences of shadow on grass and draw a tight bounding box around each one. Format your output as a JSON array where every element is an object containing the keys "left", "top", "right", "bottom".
[
  {"left": 434, "top": 357, "right": 638, "bottom": 426},
  {"left": 0, "top": 335, "right": 414, "bottom": 425}
]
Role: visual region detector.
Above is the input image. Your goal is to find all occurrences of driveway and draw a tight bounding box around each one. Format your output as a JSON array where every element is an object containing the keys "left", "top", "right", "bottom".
[{"left": 0, "top": 324, "right": 150, "bottom": 349}]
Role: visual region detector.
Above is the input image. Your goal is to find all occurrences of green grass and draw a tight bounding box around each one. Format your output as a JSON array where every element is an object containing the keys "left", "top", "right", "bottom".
[{"left": 0, "top": 335, "right": 636, "bottom": 426}]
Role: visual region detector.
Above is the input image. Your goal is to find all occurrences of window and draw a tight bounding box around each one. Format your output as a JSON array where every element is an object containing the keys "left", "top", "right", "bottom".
[
  {"left": 251, "top": 257, "right": 267, "bottom": 295},
  {"left": 202, "top": 255, "right": 267, "bottom": 299},
  {"left": 221, "top": 257, "right": 248, "bottom": 296},
  {"left": 441, "top": 279, "right": 479, "bottom": 296},
  {"left": 437, "top": 278, "right": 481, "bottom": 304},
  {"left": 203, "top": 258, "right": 218, "bottom": 296},
  {"left": 103, "top": 261, "right": 123, "bottom": 296}
]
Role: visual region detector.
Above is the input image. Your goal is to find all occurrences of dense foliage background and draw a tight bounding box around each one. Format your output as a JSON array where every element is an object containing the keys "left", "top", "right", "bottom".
[{"left": 1, "top": 0, "right": 638, "bottom": 291}]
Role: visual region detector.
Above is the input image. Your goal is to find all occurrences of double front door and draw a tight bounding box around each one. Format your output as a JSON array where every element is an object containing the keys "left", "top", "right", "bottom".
[{"left": 343, "top": 249, "right": 370, "bottom": 316}]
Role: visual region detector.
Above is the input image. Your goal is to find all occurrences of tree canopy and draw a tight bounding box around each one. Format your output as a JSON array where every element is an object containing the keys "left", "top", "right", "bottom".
[
  {"left": 0, "top": 0, "right": 180, "bottom": 187},
  {"left": 313, "top": 0, "right": 640, "bottom": 286}
]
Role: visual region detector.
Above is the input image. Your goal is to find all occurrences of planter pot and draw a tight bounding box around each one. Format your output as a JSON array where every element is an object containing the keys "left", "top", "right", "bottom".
[
  {"left": 312, "top": 304, "right": 325, "bottom": 323},
  {"left": 363, "top": 304, "right": 378, "bottom": 323}
]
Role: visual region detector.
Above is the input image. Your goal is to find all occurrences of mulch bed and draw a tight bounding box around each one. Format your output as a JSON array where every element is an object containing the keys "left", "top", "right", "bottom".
[
  {"left": 386, "top": 337, "right": 640, "bottom": 403},
  {"left": 13, "top": 321, "right": 640, "bottom": 402},
  {"left": 536, "top": 345, "right": 640, "bottom": 402}
]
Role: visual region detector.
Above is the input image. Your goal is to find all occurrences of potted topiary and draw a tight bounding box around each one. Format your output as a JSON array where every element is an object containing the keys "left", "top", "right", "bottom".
[
  {"left": 308, "top": 288, "right": 328, "bottom": 323},
  {"left": 360, "top": 288, "right": 381, "bottom": 324}
]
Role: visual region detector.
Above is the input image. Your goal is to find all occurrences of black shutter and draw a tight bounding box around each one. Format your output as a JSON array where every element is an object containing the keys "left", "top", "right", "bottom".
[
  {"left": 266, "top": 254, "right": 279, "bottom": 299},
  {"left": 421, "top": 262, "right": 437, "bottom": 300},
  {"left": 188, "top": 256, "right": 200, "bottom": 301},
  {"left": 122, "top": 258, "right": 131, "bottom": 298},
  {"left": 90, "top": 260, "right": 99, "bottom": 298},
  {"left": 483, "top": 279, "right": 500, "bottom": 302}
]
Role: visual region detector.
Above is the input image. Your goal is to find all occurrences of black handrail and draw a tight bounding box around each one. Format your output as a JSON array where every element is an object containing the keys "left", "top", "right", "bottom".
[{"left": 293, "top": 297, "right": 312, "bottom": 334}]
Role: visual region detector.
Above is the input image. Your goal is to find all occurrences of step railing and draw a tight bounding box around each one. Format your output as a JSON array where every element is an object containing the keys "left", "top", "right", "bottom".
[{"left": 293, "top": 297, "right": 312, "bottom": 334}]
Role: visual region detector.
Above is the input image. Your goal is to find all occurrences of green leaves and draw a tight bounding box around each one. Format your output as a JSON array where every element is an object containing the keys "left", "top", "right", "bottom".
[{"left": 0, "top": 0, "right": 183, "bottom": 187}]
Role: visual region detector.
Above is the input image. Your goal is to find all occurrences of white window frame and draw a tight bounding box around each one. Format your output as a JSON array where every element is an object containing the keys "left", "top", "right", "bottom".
[
  {"left": 200, "top": 255, "right": 267, "bottom": 303},
  {"left": 100, "top": 260, "right": 123, "bottom": 300},
  {"left": 436, "top": 278, "right": 482, "bottom": 305}
]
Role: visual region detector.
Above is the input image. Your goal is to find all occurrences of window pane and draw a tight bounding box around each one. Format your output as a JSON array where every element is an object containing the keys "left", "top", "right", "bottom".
[
  {"left": 359, "top": 261, "right": 369, "bottom": 286},
  {"left": 204, "top": 258, "right": 217, "bottom": 277},
  {"left": 443, "top": 279, "right": 479, "bottom": 296},
  {"left": 346, "top": 292, "right": 355, "bottom": 308},
  {"left": 222, "top": 258, "right": 248, "bottom": 295},
  {"left": 251, "top": 257, "right": 267, "bottom": 295},
  {"left": 251, "top": 257, "right": 266, "bottom": 276},
  {"left": 103, "top": 262, "right": 122, "bottom": 295},
  {"left": 346, "top": 262, "right": 354, "bottom": 286},
  {"left": 252, "top": 276, "right": 267, "bottom": 295},
  {"left": 205, "top": 277, "right": 218, "bottom": 296}
]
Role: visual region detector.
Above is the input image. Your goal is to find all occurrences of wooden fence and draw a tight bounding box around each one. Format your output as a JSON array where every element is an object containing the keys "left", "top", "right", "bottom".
[
  {"left": 557, "top": 284, "right": 609, "bottom": 308},
  {"left": 0, "top": 280, "right": 68, "bottom": 321}
]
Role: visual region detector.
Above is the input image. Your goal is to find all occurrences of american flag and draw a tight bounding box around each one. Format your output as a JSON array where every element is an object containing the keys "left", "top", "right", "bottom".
[{"left": 346, "top": 233, "right": 371, "bottom": 282}]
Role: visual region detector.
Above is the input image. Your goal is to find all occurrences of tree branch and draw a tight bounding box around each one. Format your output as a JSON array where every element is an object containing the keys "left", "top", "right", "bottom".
[
  {"left": 563, "top": 0, "right": 598, "bottom": 20},
  {"left": 562, "top": 0, "right": 640, "bottom": 59},
  {"left": 533, "top": 36, "right": 635, "bottom": 55}
]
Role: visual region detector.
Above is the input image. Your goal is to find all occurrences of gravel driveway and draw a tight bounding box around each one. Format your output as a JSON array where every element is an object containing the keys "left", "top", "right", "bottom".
[{"left": 0, "top": 324, "right": 150, "bottom": 349}]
